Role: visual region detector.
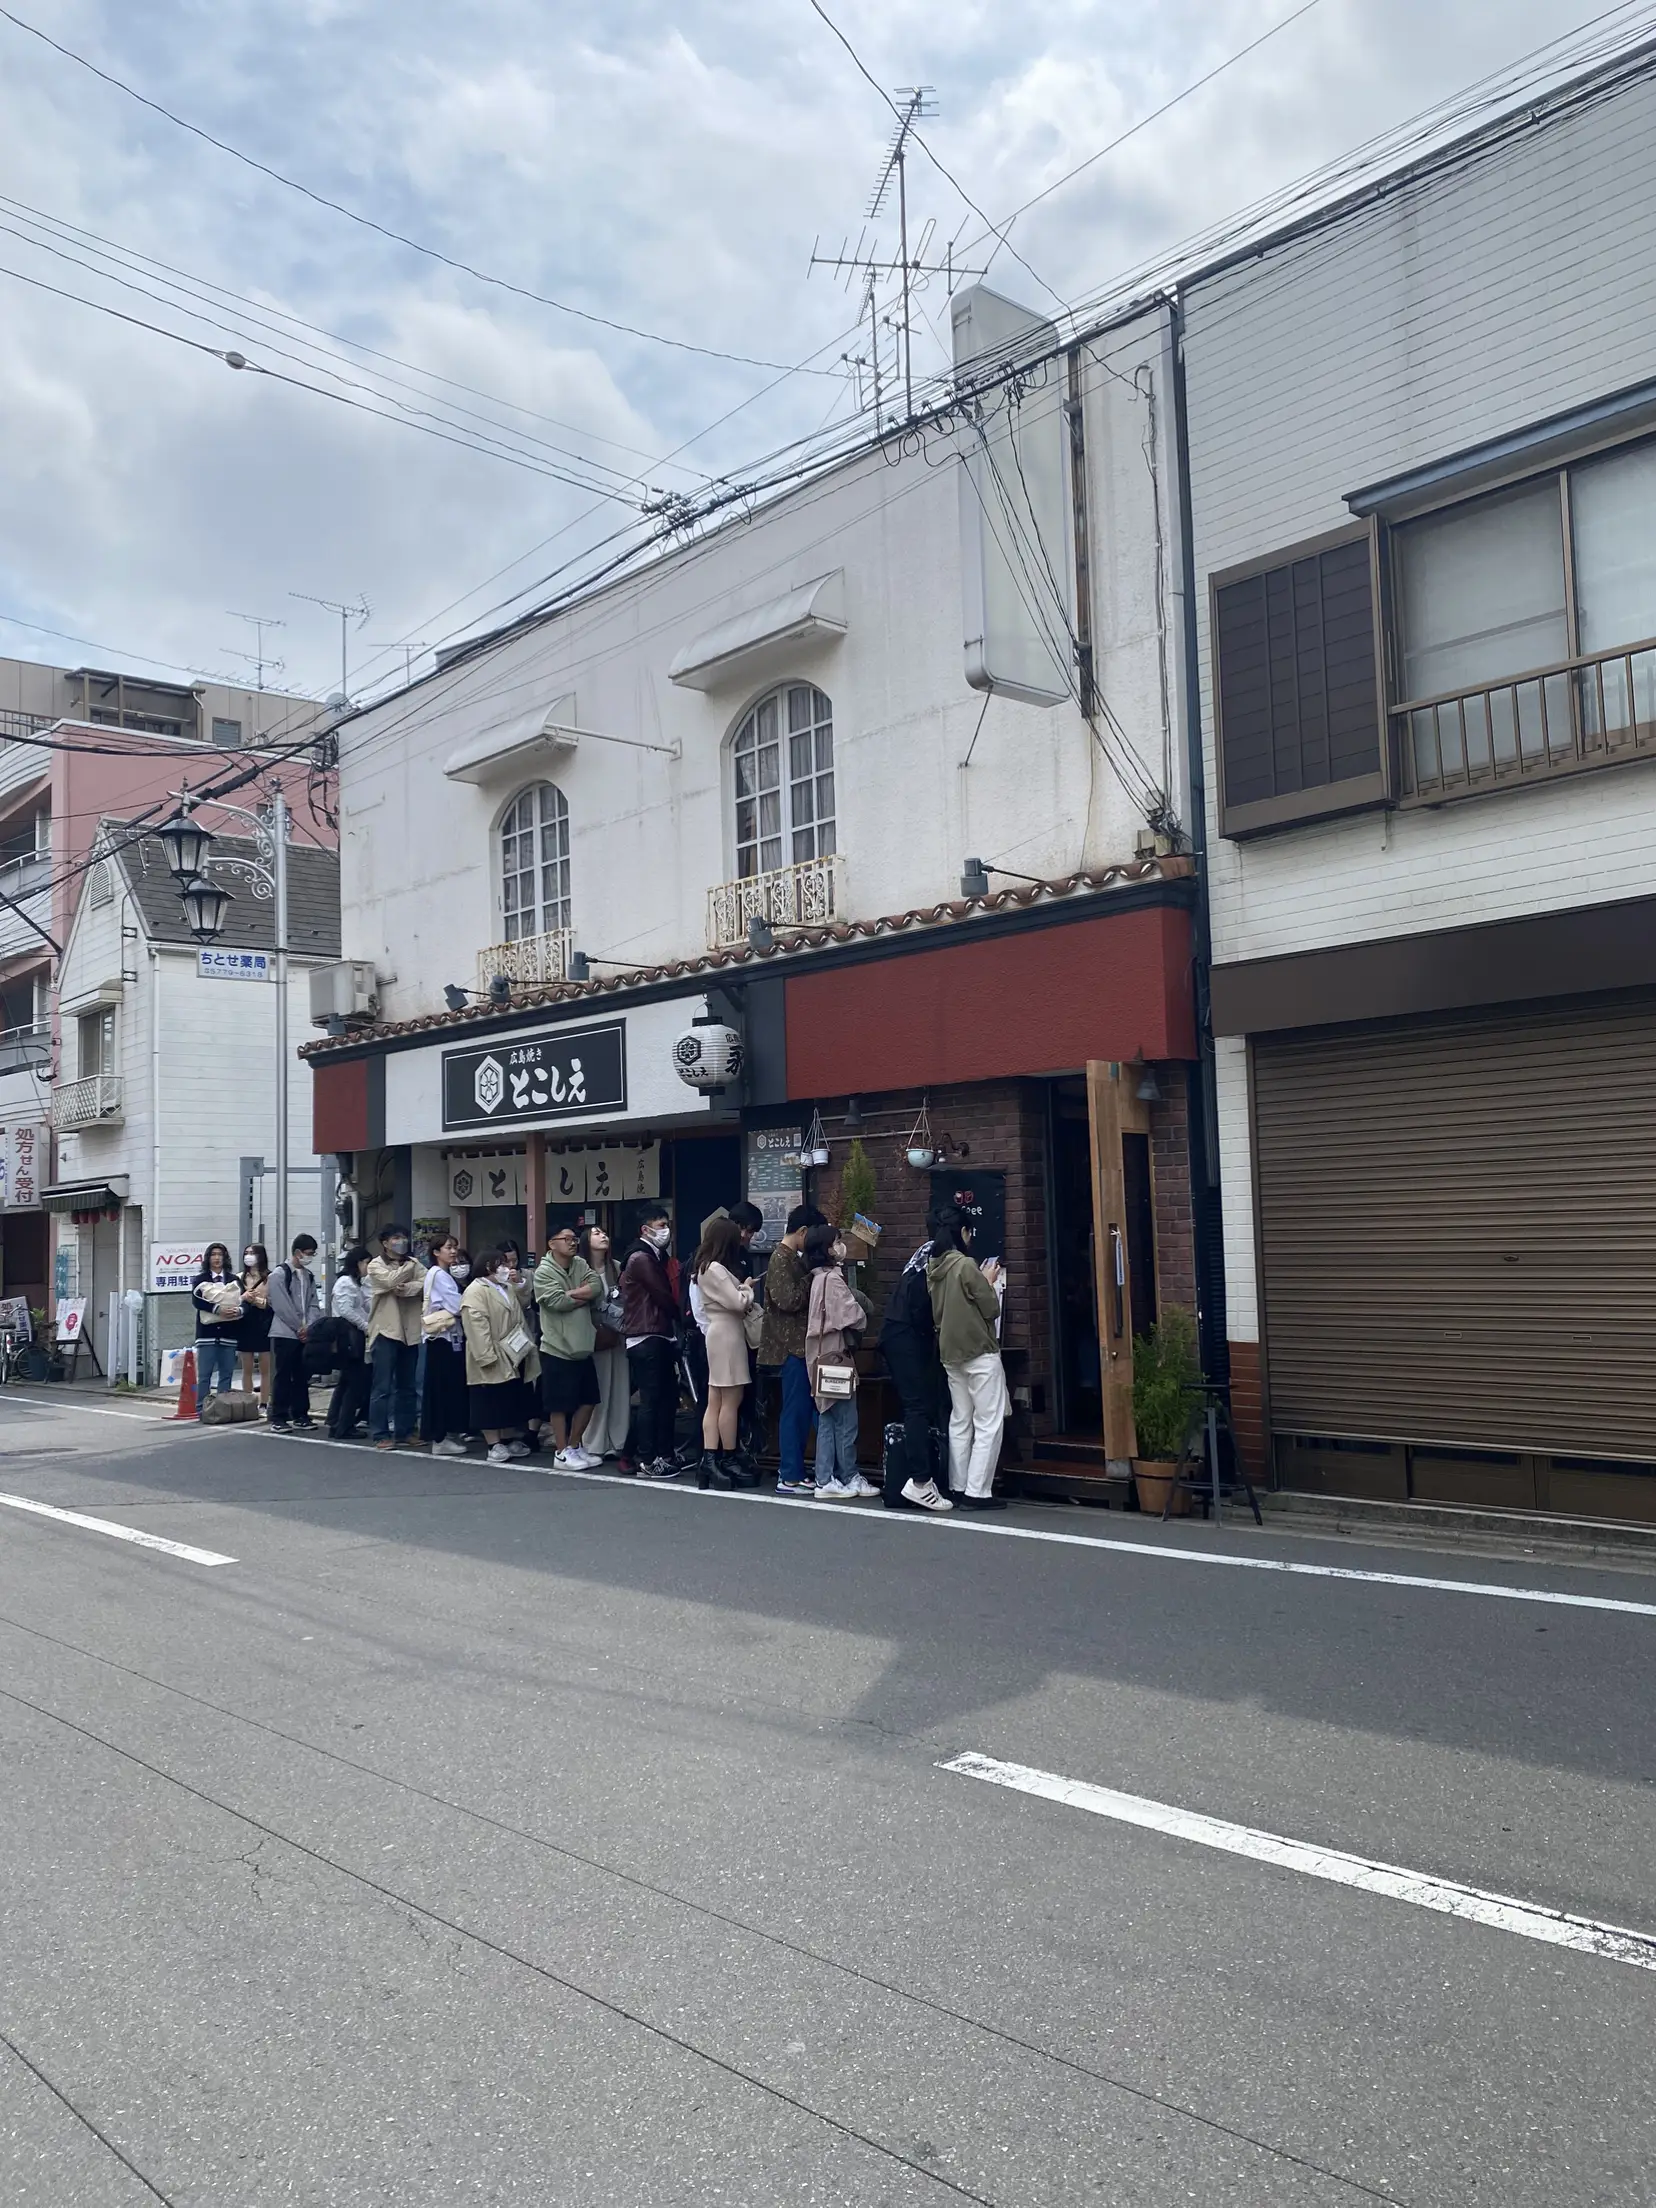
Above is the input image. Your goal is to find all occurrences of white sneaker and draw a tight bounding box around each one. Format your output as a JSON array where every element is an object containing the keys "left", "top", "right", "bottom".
[
  {"left": 486, "top": 1443, "right": 513, "bottom": 1465},
  {"left": 572, "top": 1446, "right": 604, "bottom": 1469},
  {"left": 902, "top": 1478, "right": 953, "bottom": 1512},
  {"left": 553, "top": 1448, "right": 579, "bottom": 1469},
  {"left": 505, "top": 1440, "right": 530, "bottom": 1459},
  {"left": 431, "top": 1437, "right": 469, "bottom": 1458},
  {"left": 847, "top": 1476, "right": 879, "bottom": 1499},
  {"left": 814, "top": 1479, "right": 855, "bottom": 1500}
]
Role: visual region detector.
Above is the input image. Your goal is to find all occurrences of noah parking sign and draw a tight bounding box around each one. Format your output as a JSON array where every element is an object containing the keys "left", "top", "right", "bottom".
[{"left": 442, "top": 1021, "right": 626, "bottom": 1132}]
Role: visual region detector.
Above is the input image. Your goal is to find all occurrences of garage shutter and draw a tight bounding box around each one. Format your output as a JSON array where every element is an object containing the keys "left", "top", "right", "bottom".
[{"left": 1254, "top": 992, "right": 1656, "bottom": 1458}]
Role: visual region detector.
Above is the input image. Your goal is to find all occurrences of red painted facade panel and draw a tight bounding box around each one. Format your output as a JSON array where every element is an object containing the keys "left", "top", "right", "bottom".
[
  {"left": 783, "top": 904, "right": 1196, "bottom": 1098},
  {"left": 312, "top": 1056, "right": 369, "bottom": 1154}
]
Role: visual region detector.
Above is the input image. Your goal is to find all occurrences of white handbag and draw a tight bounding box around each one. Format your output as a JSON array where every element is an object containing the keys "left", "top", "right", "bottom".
[{"left": 815, "top": 1362, "right": 855, "bottom": 1400}]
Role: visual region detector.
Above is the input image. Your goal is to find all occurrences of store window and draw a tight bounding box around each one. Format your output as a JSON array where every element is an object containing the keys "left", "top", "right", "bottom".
[
  {"left": 500, "top": 781, "right": 570, "bottom": 942},
  {"left": 732, "top": 684, "right": 835, "bottom": 878}
]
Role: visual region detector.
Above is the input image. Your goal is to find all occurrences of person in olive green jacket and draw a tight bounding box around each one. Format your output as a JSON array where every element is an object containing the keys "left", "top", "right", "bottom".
[
  {"left": 533, "top": 1226, "right": 603, "bottom": 1467},
  {"left": 925, "top": 1205, "right": 1009, "bottom": 1512}
]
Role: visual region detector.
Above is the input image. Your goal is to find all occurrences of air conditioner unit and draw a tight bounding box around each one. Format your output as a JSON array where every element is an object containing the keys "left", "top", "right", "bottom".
[{"left": 308, "top": 960, "right": 379, "bottom": 1027}]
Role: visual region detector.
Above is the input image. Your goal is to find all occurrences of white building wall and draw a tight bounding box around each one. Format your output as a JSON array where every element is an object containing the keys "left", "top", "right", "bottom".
[
  {"left": 1185, "top": 69, "right": 1656, "bottom": 969},
  {"left": 337, "top": 305, "right": 1182, "bottom": 1027},
  {"left": 1181, "top": 69, "right": 1656, "bottom": 1349}
]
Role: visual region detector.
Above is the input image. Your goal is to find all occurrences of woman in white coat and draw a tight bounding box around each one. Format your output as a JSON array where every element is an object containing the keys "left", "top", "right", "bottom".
[{"left": 692, "top": 1215, "right": 755, "bottom": 1490}]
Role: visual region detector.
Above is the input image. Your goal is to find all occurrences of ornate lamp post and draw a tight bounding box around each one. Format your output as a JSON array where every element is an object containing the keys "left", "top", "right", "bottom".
[{"left": 160, "top": 790, "right": 292, "bottom": 1256}]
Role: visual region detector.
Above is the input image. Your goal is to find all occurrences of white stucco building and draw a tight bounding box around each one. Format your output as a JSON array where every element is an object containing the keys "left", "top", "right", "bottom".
[
  {"left": 51, "top": 822, "right": 339, "bottom": 1376},
  {"left": 307, "top": 289, "right": 1205, "bottom": 1476}
]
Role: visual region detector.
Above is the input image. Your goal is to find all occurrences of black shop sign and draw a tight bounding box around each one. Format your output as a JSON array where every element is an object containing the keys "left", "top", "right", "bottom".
[
  {"left": 930, "top": 1167, "right": 1005, "bottom": 1266},
  {"left": 442, "top": 1021, "right": 626, "bottom": 1132}
]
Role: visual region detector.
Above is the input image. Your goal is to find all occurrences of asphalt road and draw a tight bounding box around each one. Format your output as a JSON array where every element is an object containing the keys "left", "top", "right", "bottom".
[{"left": 2, "top": 1393, "right": 1655, "bottom": 2207}]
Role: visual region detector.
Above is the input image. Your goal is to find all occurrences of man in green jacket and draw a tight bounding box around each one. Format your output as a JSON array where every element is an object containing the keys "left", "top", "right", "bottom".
[
  {"left": 534, "top": 1226, "right": 603, "bottom": 1469},
  {"left": 926, "top": 1206, "right": 1009, "bottom": 1512}
]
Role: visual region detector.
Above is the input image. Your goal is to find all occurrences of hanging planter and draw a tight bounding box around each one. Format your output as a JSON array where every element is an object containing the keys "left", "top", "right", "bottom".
[
  {"left": 904, "top": 1096, "right": 936, "bottom": 1170},
  {"left": 802, "top": 1105, "right": 830, "bottom": 1170}
]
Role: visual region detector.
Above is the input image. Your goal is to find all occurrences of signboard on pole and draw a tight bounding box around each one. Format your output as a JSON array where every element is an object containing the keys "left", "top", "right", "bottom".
[
  {"left": 7, "top": 1122, "right": 44, "bottom": 1210},
  {"left": 198, "top": 948, "right": 272, "bottom": 981},
  {"left": 150, "top": 1243, "right": 207, "bottom": 1293}
]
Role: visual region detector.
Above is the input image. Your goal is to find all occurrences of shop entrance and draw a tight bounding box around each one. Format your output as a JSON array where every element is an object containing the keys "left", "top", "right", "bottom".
[{"left": 1047, "top": 1079, "right": 1101, "bottom": 1435}]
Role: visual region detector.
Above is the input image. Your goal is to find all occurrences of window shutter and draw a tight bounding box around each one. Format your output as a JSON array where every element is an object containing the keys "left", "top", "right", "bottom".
[{"left": 1214, "top": 525, "right": 1386, "bottom": 836}]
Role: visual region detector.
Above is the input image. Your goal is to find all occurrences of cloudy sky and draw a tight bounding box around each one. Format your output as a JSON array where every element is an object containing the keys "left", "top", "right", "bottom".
[{"left": 0, "top": 0, "right": 1644, "bottom": 707}]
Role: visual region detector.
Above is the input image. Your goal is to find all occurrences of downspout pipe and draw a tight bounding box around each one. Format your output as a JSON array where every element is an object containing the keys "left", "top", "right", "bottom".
[{"left": 1167, "top": 289, "right": 1229, "bottom": 1387}]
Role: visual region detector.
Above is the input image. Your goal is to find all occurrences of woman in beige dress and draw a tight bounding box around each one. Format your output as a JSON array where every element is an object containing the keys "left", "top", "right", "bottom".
[{"left": 692, "top": 1215, "right": 754, "bottom": 1490}]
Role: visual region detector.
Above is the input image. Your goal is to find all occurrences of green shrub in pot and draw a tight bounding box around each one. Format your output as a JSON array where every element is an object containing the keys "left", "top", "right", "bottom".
[{"left": 1131, "top": 1305, "right": 1200, "bottom": 1463}]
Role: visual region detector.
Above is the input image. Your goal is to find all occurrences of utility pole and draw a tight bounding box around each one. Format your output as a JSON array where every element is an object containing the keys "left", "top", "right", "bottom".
[{"left": 291, "top": 592, "right": 370, "bottom": 706}]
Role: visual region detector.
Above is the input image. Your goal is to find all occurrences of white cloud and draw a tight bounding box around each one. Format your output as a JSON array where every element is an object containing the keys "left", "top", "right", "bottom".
[{"left": 0, "top": 0, "right": 1632, "bottom": 701}]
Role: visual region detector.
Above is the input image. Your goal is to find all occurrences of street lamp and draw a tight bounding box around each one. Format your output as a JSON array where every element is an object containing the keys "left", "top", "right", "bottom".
[
  {"left": 159, "top": 810, "right": 216, "bottom": 882},
  {"left": 163, "top": 789, "right": 293, "bottom": 1256},
  {"left": 180, "top": 876, "right": 234, "bottom": 941}
]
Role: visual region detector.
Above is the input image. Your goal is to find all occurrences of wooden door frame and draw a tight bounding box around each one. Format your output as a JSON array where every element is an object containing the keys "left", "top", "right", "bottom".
[{"left": 1086, "top": 1059, "right": 1154, "bottom": 1466}]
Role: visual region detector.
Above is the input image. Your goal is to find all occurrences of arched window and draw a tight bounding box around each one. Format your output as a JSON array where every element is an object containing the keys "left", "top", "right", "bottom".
[
  {"left": 732, "top": 684, "right": 834, "bottom": 878},
  {"left": 500, "top": 782, "right": 570, "bottom": 940}
]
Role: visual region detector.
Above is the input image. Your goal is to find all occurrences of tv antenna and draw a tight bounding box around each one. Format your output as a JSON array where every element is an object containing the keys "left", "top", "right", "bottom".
[
  {"left": 363, "top": 635, "right": 433, "bottom": 688},
  {"left": 809, "top": 89, "right": 983, "bottom": 424},
  {"left": 290, "top": 591, "right": 370, "bottom": 707},
  {"left": 226, "top": 611, "right": 286, "bottom": 691}
]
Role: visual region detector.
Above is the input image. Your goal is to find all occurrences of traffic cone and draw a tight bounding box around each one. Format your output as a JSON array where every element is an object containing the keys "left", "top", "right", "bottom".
[{"left": 172, "top": 1346, "right": 199, "bottom": 1421}]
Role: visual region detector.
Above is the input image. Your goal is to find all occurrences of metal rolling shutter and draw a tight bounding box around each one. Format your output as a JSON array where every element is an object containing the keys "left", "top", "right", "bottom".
[{"left": 1254, "top": 993, "right": 1656, "bottom": 1458}]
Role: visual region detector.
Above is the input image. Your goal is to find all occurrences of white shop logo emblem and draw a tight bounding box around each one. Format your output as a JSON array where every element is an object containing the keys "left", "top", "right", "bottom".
[
  {"left": 473, "top": 1055, "right": 505, "bottom": 1114},
  {"left": 472, "top": 1050, "right": 587, "bottom": 1115}
]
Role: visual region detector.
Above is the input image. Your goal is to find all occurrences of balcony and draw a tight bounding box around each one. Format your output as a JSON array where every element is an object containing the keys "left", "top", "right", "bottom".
[
  {"left": 707, "top": 854, "right": 844, "bottom": 951},
  {"left": 52, "top": 1073, "right": 123, "bottom": 1131},
  {"left": 477, "top": 926, "right": 575, "bottom": 992},
  {"left": 0, "top": 1023, "right": 49, "bottom": 1077},
  {"left": 1400, "top": 635, "right": 1656, "bottom": 802}
]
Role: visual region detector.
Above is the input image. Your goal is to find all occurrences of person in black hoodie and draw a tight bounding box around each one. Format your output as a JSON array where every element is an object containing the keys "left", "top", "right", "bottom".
[
  {"left": 619, "top": 1206, "right": 681, "bottom": 1479},
  {"left": 878, "top": 1221, "right": 953, "bottom": 1512}
]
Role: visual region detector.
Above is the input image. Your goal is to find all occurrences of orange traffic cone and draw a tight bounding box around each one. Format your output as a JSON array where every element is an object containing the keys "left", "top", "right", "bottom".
[{"left": 172, "top": 1346, "right": 199, "bottom": 1421}]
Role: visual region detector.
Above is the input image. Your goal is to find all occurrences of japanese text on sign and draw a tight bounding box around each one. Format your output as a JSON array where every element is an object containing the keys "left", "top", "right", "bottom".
[
  {"left": 442, "top": 1021, "right": 626, "bottom": 1132},
  {"left": 198, "top": 948, "right": 272, "bottom": 980}
]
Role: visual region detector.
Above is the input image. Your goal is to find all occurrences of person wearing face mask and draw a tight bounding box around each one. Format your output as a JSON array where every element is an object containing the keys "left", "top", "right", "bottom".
[
  {"left": 235, "top": 1243, "right": 273, "bottom": 1415},
  {"left": 577, "top": 1224, "right": 630, "bottom": 1462},
  {"left": 619, "top": 1206, "right": 681, "bottom": 1478},
  {"left": 326, "top": 1244, "right": 373, "bottom": 1439},
  {"left": 421, "top": 1236, "right": 471, "bottom": 1457},
  {"left": 460, "top": 1245, "right": 541, "bottom": 1464},
  {"left": 366, "top": 1223, "right": 425, "bottom": 1451},
  {"left": 267, "top": 1234, "right": 320, "bottom": 1431}
]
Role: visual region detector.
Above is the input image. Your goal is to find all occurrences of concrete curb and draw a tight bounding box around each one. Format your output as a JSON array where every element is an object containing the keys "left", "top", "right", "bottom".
[{"left": 1264, "top": 1488, "right": 1656, "bottom": 1564}]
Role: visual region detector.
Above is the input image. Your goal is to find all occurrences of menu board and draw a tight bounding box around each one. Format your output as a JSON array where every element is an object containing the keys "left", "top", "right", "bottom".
[{"left": 745, "top": 1126, "right": 803, "bottom": 1248}]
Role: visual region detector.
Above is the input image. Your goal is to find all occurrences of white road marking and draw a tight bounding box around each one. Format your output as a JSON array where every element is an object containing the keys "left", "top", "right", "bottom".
[
  {"left": 0, "top": 1395, "right": 170, "bottom": 1424},
  {"left": 943, "top": 1751, "right": 1656, "bottom": 1972},
  {"left": 0, "top": 1492, "right": 236, "bottom": 1566}
]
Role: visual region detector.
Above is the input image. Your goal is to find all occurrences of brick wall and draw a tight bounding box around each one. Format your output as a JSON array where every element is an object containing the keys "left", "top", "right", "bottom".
[
  {"left": 803, "top": 1067, "right": 1200, "bottom": 1451},
  {"left": 805, "top": 1078, "right": 1052, "bottom": 1447}
]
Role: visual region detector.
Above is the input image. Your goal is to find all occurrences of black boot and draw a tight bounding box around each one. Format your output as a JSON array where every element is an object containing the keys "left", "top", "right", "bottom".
[
  {"left": 696, "top": 1451, "right": 733, "bottom": 1491},
  {"left": 724, "top": 1453, "right": 761, "bottom": 1489}
]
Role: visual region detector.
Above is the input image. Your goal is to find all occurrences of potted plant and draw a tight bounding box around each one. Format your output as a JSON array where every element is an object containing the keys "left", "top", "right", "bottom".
[
  {"left": 837, "top": 1138, "right": 881, "bottom": 1267},
  {"left": 1131, "top": 1305, "right": 1200, "bottom": 1516}
]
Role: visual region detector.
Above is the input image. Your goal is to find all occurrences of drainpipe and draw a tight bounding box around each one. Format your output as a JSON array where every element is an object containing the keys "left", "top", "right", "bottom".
[
  {"left": 150, "top": 941, "right": 162, "bottom": 1384},
  {"left": 1167, "top": 290, "right": 1229, "bottom": 1386}
]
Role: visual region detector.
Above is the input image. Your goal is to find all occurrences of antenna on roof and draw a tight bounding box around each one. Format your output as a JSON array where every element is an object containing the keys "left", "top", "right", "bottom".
[{"left": 809, "top": 89, "right": 983, "bottom": 425}]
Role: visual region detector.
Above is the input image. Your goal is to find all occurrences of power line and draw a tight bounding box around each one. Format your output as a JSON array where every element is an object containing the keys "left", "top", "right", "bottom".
[
  {"left": 0, "top": 194, "right": 714, "bottom": 494},
  {"left": 0, "top": 4, "right": 840, "bottom": 380}
]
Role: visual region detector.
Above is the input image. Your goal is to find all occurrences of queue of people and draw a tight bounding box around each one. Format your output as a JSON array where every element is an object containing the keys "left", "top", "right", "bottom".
[{"left": 187, "top": 1198, "right": 1014, "bottom": 1507}]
